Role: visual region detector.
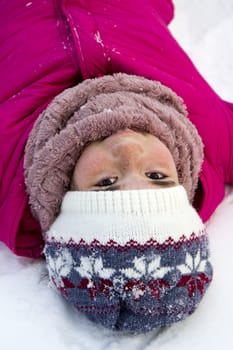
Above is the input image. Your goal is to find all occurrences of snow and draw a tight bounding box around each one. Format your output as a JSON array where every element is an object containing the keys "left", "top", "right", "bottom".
[
  {"left": 94, "top": 31, "right": 104, "bottom": 47},
  {"left": 1, "top": 1, "right": 233, "bottom": 349}
]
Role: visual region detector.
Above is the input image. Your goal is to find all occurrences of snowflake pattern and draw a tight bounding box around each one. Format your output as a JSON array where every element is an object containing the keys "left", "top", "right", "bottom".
[
  {"left": 45, "top": 237, "right": 212, "bottom": 305},
  {"left": 120, "top": 255, "right": 171, "bottom": 280},
  {"left": 46, "top": 247, "right": 74, "bottom": 288},
  {"left": 75, "top": 256, "right": 115, "bottom": 299},
  {"left": 75, "top": 256, "right": 115, "bottom": 279},
  {"left": 176, "top": 249, "right": 211, "bottom": 297},
  {"left": 119, "top": 255, "right": 172, "bottom": 300}
]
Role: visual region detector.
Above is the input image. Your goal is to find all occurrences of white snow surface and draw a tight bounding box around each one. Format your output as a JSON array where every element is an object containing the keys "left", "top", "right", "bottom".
[{"left": 1, "top": 1, "right": 233, "bottom": 349}]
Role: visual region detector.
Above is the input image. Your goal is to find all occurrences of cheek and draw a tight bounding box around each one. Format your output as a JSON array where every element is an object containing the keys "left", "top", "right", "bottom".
[
  {"left": 161, "top": 152, "right": 179, "bottom": 181},
  {"left": 149, "top": 140, "right": 178, "bottom": 179},
  {"left": 158, "top": 149, "right": 175, "bottom": 166},
  {"left": 71, "top": 149, "right": 111, "bottom": 190}
]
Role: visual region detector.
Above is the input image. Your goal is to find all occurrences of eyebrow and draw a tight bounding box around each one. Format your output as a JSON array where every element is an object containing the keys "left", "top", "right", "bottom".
[
  {"left": 151, "top": 180, "right": 176, "bottom": 187},
  {"left": 93, "top": 180, "right": 176, "bottom": 192},
  {"left": 94, "top": 185, "right": 121, "bottom": 192}
]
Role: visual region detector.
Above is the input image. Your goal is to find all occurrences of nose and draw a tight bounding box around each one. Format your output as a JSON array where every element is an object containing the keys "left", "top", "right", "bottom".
[
  {"left": 112, "top": 139, "right": 144, "bottom": 170},
  {"left": 119, "top": 174, "right": 156, "bottom": 190},
  {"left": 107, "top": 134, "right": 157, "bottom": 190},
  {"left": 112, "top": 138, "right": 144, "bottom": 155}
]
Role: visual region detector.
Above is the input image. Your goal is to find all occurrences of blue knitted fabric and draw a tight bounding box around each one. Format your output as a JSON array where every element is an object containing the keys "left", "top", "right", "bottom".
[{"left": 44, "top": 186, "right": 213, "bottom": 333}]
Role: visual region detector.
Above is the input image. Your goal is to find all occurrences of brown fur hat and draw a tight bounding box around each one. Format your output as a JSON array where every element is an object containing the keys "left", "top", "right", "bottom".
[{"left": 24, "top": 73, "right": 203, "bottom": 233}]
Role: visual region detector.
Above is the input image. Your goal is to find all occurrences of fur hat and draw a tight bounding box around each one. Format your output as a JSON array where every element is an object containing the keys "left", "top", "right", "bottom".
[{"left": 24, "top": 73, "right": 203, "bottom": 232}]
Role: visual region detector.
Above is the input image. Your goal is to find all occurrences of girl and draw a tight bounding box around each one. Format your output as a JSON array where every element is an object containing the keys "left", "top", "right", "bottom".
[
  {"left": 0, "top": 0, "right": 232, "bottom": 332},
  {"left": 24, "top": 72, "right": 212, "bottom": 332}
]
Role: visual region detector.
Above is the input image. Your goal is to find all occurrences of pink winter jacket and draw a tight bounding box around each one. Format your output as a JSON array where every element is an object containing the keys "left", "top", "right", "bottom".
[{"left": 1, "top": 0, "right": 233, "bottom": 258}]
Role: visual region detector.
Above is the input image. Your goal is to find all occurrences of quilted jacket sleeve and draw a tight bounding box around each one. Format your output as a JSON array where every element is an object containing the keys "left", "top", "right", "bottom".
[{"left": 0, "top": 0, "right": 80, "bottom": 257}]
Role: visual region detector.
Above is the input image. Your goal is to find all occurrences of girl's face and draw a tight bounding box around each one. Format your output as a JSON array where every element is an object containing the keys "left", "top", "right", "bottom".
[{"left": 71, "top": 129, "right": 179, "bottom": 191}]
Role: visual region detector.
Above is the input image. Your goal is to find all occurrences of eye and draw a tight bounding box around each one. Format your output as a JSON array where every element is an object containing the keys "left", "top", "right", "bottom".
[
  {"left": 95, "top": 177, "right": 117, "bottom": 187},
  {"left": 145, "top": 172, "right": 167, "bottom": 180}
]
